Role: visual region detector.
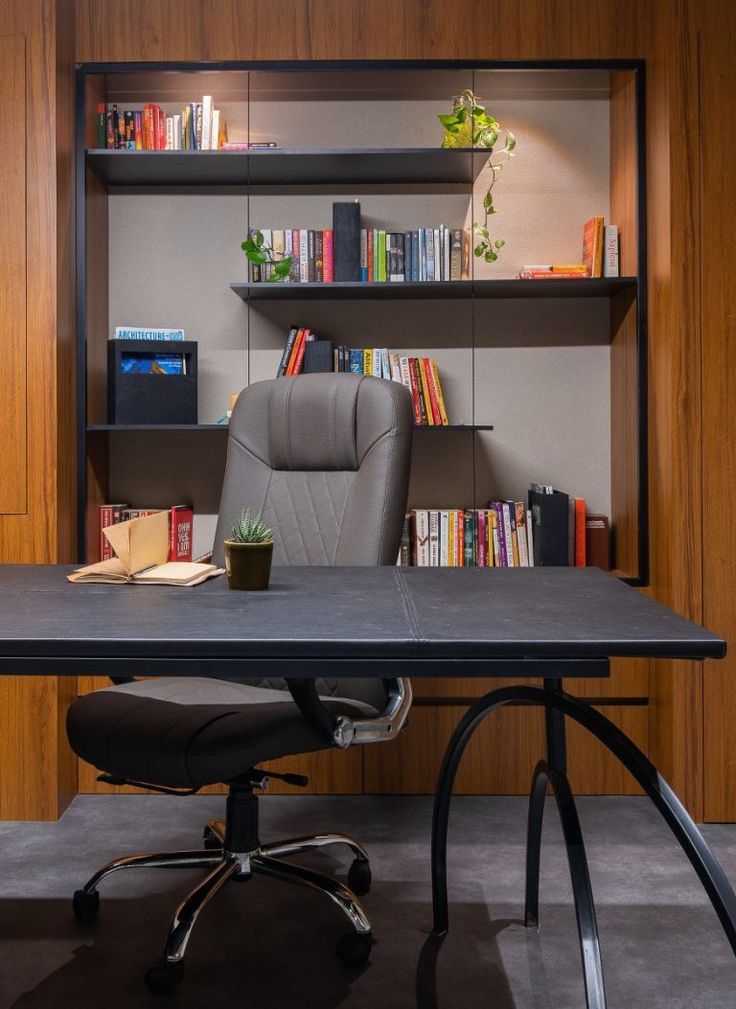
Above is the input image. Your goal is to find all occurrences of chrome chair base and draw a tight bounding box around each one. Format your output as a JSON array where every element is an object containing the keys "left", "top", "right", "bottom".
[{"left": 73, "top": 821, "right": 373, "bottom": 993}]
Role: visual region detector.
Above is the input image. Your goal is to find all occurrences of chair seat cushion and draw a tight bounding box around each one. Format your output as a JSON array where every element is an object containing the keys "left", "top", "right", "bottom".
[{"left": 67, "top": 678, "right": 377, "bottom": 790}]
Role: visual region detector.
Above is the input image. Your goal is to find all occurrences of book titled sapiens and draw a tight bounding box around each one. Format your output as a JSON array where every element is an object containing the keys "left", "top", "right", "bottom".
[{"left": 113, "top": 326, "right": 185, "bottom": 341}]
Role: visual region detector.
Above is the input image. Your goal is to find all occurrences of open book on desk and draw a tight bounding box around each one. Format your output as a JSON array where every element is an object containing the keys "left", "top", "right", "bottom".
[{"left": 68, "top": 511, "right": 224, "bottom": 587}]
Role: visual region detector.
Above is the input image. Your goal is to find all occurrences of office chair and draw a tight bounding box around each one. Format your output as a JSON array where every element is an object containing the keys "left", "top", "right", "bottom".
[{"left": 66, "top": 373, "right": 414, "bottom": 993}]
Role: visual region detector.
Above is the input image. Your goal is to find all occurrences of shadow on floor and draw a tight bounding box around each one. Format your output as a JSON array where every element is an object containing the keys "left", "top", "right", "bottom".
[{"left": 0, "top": 882, "right": 519, "bottom": 1009}]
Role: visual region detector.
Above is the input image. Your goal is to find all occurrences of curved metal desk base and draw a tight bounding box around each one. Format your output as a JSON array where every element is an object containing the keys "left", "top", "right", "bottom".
[{"left": 431, "top": 680, "right": 736, "bottom": 1009}]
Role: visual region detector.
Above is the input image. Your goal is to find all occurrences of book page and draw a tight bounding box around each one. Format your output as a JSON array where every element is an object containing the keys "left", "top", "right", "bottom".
[
  {"left": 103, "top": 510, "right": 170, "bottom": 574},
  {"left": 132, "top": 562, "right": 224, "bottom": 586}
]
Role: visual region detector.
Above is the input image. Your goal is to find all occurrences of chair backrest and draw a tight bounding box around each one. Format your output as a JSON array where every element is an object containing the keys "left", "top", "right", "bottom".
[
  {"left": 213, "top": 373, "right": 413, "bottom": 568},
  {"left": 212, "top": 373, "right": 414, "bottom": 713}
]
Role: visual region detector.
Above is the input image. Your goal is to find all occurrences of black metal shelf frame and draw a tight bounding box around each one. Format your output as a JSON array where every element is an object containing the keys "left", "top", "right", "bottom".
[{"left": 75, "top": 58, "right": 648, "bottom": 586}]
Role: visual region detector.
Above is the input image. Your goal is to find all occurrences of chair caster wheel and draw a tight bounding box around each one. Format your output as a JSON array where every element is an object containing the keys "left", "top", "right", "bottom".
[
  {"left": 145, "top": 960, "right": 183, "bottom": 994},
  {"left": 72, "top": 889, "right": 100, "bottom": 922},
  {"left": 202, "top": 826, "right": 222, "bottom": 850},
  {"left": 347, "top": 857, "right": 372, "bottom": 896},
  {"left": 336, "top": 931, "right": 372, "bottom": 969}
]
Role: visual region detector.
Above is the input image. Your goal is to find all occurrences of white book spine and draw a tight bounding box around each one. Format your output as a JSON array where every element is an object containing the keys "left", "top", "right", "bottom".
[
  {"left": 299, "top": 233, "right": 309, "bottom": 283},
  {"left": 201, "top": 95, "right": 213, "bottom": 151},
  {"left": 388, "top": 352, "right": 401, "bottom": 383},
  {"left": 434, "top": 227, "right": 441, "bottom": 281},
  {"left": 399, "top": 356, "right": 413, "bottom": 394},
  {"left": 415, "top": 510, "right": 429, "bottom": 566},
  {"left": 172, "top": 114, "right": 181, "bottom": 150},
  {"left": 526, "top": 508, "right": 535, "bottom": 566},
  {"left": 440, "top": 511, "right": 449, "bottom": 567},
  {"left": 165, "top": 117, "right": 173, "bottom": 150},
  {"left": 603, "top": 224, "right": 619, "bottom": 277},
  {"left": 502, "top": 504, "right": 515, "bottom": 566},
  {"left": 418, "top": 229, "right": 425, "bottom": 281},
  {"left": 443, "top": 225, "right": 450, "bottom": 281},
  {"left": 429, "top": 510, "right": 440, "bottom": 567},
  {"left": 372, "top": 348, "right": 382, "bottom": 378},
  {"left": 381, "top": 348, "right": 391, "bottom": 379},
  {"left": 211, "top": 108, "right": 220, "bottom": 149}
]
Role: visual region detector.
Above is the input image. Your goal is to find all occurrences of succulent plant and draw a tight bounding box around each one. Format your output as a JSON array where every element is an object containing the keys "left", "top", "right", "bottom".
[{"left": 229, "top": 508, "right": 273, "bottom": 544}]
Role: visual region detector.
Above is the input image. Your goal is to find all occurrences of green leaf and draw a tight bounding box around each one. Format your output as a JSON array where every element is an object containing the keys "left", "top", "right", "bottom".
[
  {"left": 484, "top": 249, "right": 498, "bottom": 262},
  {"left": 438, "top": 113, "right": 461, "bottom": 128},
  {"left": 274, "top": 258, "right": 292, "bottom": 277},
  {"left": 474, "top": 244, "right": 485, "bottom": 257},
  {"left": 494, "top": 239, "right": 505, "bottom": 249},
  {"left": 255, "top": 231, "right": 265, "bottom": 247},
  {"left": 504, "top": 132, "right": 517, "bottom": 153},
  {"left": 483, "top": 192, "right": 494, "bottom": 212},
  {"left": 479, "top": 226, "right": 489, "bottom": 239},
  {"left": 246, "top": 249, "right": 268, "bottom": 264}
]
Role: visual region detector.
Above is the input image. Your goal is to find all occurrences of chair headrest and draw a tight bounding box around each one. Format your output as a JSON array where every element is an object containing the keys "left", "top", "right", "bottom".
[{"left": 229, "top": 373, "right": 410, "bottom": 472}]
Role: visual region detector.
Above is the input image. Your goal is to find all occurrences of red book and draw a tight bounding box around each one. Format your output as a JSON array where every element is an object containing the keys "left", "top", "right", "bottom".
[
  {"left": 323, "top": 229, "right": 334, "bottom": 283},
  {"left": 169, "top": 505, "right": 193, "bottom": 561},
  {"left": 574, "top": 498, "right": 586, "bottom": 566},
  {"left": 367, "top": 229, "right": 374, "bottom": 282},
  {"left": 422, "top": 358, "right": 442, "bottom": 425},
  {"left": 291, "top": 328, "right": 309, "bottom": 375},
  {"left": 156, "top": 105, "right": 165, "bottom": 149},
  {"left": 98, "top": 505, "right": 113, "bottom": 561}
]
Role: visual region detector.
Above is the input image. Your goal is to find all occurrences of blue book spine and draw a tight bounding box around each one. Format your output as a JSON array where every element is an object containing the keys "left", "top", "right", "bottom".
[
  {"left": 404, "top": 231, "right": 412, "bottom": 284},
  {"left": 348, "top": 348, "right": 363, "bottom": 374}
]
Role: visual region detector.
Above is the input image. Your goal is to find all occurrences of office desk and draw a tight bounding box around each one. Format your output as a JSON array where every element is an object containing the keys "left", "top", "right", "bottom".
[{"left": 0, "top": 564, "right": 731, "bottom": 1009}]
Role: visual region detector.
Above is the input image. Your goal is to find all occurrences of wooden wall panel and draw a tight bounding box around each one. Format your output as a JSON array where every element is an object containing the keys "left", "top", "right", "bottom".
[
  {"left": 0, "top": 0, "right": 78, "bottom": 821},
  {"left": 0, "top": 37, "right": 28, "bottom": 515},
  {"left": 699, "top": 28, "right": 736, "bottom": 822},
  {"left": 364, "top": 702, "right": 646, "bottom": 795}
]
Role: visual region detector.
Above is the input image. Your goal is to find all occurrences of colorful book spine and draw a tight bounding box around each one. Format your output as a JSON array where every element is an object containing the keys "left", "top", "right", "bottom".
[{"left": 323, "top": 230, "right": 334, "bottom": 283}]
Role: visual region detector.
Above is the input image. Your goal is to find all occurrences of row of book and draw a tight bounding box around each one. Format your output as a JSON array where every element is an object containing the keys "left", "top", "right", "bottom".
[
  {"left": 98, "top": 504, "right": 193, "bottom": 563},
  {"left": 399, "top": 487, "right": 611, "bottom": 568},
  {"left": 274, "top": 326, "right": 451, "bottom": 426},
  {"left": 249, "top": 203, "right": 474, "bottom": 285},
  {"left": 96, "top": 97, "right": 227, "bottom": 151},
  {"left": 517, "top": 219, "right": 619, "bottom": 280},
  {"left": 358, "top": 227, "right": 471, "bottom": 283}
]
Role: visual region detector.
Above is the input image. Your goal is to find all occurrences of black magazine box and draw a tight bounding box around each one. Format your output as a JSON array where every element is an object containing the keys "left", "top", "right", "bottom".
[{"left": 107, "top": 340, "right": 198, "bottom": 424}]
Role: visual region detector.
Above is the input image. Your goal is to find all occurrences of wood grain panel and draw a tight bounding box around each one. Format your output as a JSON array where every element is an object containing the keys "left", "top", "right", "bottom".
[
  {"left": 363, "top": 702, "right": 646, "bottom": 795},
  {"left": 699, "top": 29, "right": 736, "bottom": 821},
  {"left": 0, "top": 36, "right": 27, "bottom": 515}
]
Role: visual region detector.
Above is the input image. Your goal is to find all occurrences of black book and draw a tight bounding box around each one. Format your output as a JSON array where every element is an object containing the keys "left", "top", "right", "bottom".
[
  {"left": 303, "top": 340, "right": 335, "bottom": 374},
  {"left": 332, "top": 201, "right": 361, "bottom": 282},
  {"left": 528, "top": 487, "right": 570, "bottom": 566},
  {"left": 307, "top": 230, "right": 315, "bottom": 283}
]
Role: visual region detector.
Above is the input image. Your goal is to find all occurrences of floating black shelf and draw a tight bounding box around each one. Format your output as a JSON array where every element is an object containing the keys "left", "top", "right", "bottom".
[
  {"left": 85, "top": 147, "right": 487, "bottom": 188},
  {"left": 87, "top": 424, "right": 228, "bottom": 432},
  {"left": 87, "top": 422, "right": 493, "bottom": 433},
  {"left": 230, "top": 277, "right": 637, "bottom": 302}
]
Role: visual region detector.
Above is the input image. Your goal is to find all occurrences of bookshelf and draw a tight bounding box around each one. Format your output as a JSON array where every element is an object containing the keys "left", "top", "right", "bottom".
[{"left": 76, "top": 60, "right": 647, "bottom": 583}]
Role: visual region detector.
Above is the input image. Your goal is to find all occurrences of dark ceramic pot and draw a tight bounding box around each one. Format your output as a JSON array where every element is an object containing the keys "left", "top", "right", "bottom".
[{"left": 224, "top": 540, "right": 273, "bottom": 590}]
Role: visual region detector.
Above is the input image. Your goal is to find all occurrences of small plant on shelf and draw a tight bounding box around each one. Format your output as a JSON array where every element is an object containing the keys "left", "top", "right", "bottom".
[
  {"left": 224, "top": 508, "right": 274, "bottom": 590},
  {"left": 240, "top": 231, "right": 292, "bottom": 282},
  {"left": 439, "top": 89, "right": 517, "bottom": 264}
]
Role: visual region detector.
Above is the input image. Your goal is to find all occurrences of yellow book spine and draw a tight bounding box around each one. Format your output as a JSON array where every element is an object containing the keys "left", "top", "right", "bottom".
[
  {"left": 486, "top": 510, "right": 494, "bottom": 566},
  {"left": 417, "top": 358, "right": 434, "bottom": 425},
  {"left": 363, "top": 348, "right": 372, "bottom": 375},
  {"left": 448, "top": 511, "right": 456, "bottom": 566},
  {"left": 429, "top": 359, "right": 449, "bottom": 425}
]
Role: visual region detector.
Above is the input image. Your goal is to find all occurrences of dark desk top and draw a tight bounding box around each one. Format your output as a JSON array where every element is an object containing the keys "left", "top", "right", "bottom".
[{"left": 0, "top": 566, "right": 724, "bottom": 678}]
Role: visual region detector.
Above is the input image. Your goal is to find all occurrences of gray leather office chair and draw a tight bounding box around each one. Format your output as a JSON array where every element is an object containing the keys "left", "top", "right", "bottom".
[{"left": 66, "top": 373, "right": 413, "bottom": 993}]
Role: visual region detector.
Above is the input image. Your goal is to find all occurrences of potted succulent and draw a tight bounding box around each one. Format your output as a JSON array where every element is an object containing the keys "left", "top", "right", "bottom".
[{"left": 224, "top": 508, "right": 274, "bottom": 590}]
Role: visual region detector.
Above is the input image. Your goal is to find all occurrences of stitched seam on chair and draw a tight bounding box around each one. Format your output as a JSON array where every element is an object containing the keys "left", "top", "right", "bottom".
[
  {"left": 285, "top": 379, "right": 295, "bottom": 470},
  {"left": 228, "top": 434, "right": 270, "bottom": 469}
]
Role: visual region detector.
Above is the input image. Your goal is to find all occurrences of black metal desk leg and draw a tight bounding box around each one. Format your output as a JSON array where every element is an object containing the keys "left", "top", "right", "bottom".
[{"left": 523, "top": 681, "right": 607, "bottom": 1009}]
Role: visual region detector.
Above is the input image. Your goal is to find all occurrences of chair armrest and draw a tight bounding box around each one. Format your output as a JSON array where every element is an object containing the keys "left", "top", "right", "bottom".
[{"left": 285, "top": 677, "right": 412, "bottom": 749}]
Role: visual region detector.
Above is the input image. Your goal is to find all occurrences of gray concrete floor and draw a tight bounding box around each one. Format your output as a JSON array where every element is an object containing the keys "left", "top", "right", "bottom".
[{"left": 0, "top": 794, "right": 734, "bottom": 1008}]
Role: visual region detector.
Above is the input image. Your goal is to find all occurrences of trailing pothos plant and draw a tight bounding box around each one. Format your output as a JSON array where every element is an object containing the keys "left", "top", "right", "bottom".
[
  {"left": 439, "top": 89, "right": 516, "bottom": 264},
  {"left": 241, "top": 231, "right": 292, "bottom": 282}
]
